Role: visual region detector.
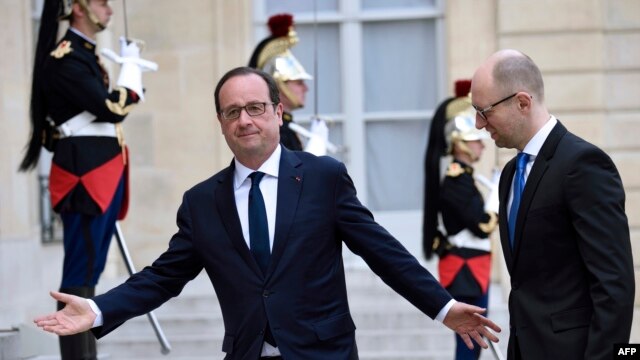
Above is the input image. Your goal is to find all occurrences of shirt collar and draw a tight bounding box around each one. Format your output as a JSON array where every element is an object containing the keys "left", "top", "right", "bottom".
[
  {"left": 522, "top": 115, "right": 557, "bottom": 158},
  {"left": 233, "top": 145, "right": 281, "bottom": 190},
  {"left": 69, "top": 27, "right": 97, "bottom": 46}
]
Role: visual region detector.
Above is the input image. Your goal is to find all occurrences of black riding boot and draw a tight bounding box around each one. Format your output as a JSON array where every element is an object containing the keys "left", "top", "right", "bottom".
[{"left": 58, "top": 287, "right": 97, "bottom": 360}]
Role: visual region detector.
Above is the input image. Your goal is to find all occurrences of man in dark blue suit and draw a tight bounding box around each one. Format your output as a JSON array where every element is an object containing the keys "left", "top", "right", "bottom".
[
  {"left": 471, "top": 49, "right": 634, "bottom": 360},
  {"left": 35, "top": 67, "right": 500, "bottom": 359}
]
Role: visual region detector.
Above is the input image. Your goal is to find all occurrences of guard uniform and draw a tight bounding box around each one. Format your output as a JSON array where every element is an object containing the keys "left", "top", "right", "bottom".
[
  {"left": 437, "top": 160, "right": 494, "bottom": 301},
  {"left": 248, "top": 13, "right": 311, "bottom": 152},
  {"left": 281, "top": 111, "right": 303, "bottom": 151},
  {"left": 19, "top": 0, "right": 145, "bottom": 357},
  {"left": 46, "top": 28, "right": 140, "bottom": 292},
  {"left": 423, "top": 80, "right": 497, "bottom": 360}
]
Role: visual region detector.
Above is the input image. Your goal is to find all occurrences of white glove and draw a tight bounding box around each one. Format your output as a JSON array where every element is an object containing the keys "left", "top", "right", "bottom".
[
  {"left": 116, "top": 37, "right": 145, "bottom": 101},
  {"left": 484, "top": 168, "right": 501, "bottom": 214},
  {"left": 119, "top": 37, "right": 140, "bottom": 58},
  {"left": 304, "top": 118, "right": 329, "bottom": 156}
]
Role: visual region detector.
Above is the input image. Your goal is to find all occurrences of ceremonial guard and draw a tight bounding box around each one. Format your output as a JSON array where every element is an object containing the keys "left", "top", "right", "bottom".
[
  {"left": 248, "top": 13, "right": 312, "bottom": 151},
  {"left": 19, "top": 0, "right": 150, "bottom": 358},
  {"left": 423, "top": 80, "right": 499, "bottom": 360}
]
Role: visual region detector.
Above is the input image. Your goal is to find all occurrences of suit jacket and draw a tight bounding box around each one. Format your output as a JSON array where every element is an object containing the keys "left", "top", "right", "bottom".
[
  {"left": 93, "top": 148, "right": 452, "bottom": 359},
  {"left": 498, "top": 121, "right": 634, "bottom": 360}
]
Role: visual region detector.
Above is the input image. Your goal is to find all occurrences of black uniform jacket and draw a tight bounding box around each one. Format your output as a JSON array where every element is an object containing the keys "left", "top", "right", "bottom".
[
  {"left": 280, "top": 111, "right": 303, "bottom": 151},
  {"left": 46, "top": 29, "right": 139, "bottom": 217}
]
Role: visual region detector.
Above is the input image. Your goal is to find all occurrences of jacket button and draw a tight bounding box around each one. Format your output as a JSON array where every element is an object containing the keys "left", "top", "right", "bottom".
[{"left": 263, "top": 290, "right": 270, "bottom": 297}]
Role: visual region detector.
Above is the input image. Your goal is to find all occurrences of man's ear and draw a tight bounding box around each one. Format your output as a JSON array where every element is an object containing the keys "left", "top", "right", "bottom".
[
  {"left": 516, "top": 92, "right": 533, "bottom": 112},
  {"left": 275, "top": 103, "right": 284, "bottom": 126},
  {"left": 71, "top": 2, "right": 84, "bottom": 19}
]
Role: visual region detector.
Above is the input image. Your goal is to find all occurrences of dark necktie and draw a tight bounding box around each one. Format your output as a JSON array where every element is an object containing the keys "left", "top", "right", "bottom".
[
  {"left": 248, "top": 172, "right": 277, "bottom": 346},
  {"left": 508, "top": 152, "right": 530, "bottom": 249},
  {"left": 248, "top": 172, "right": 270, "bottom": 273}
]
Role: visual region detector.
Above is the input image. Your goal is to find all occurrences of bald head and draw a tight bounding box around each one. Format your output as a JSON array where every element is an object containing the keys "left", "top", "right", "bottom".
[
  {"left": 471, "top": 50, "right": 550, "bottom": 150},
  {"left": 480, "top": 49, "right": 545, "bottom": 103}
]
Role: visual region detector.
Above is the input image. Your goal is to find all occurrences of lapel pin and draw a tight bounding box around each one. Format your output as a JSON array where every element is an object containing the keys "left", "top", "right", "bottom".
[{"left": 294, "top": 176, "right": 301, "bottom": 182}]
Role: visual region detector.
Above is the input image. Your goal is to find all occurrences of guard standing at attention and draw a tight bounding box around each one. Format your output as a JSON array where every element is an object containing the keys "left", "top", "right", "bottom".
[
  {"left": 248, "top": 13, "right": 312, "bottom": 151},
  {"left": 423, "top": 80, "right": 500, "bottom": 360},
  {"left": 19, "top": 0, "right": 150, "bottom": 358}
]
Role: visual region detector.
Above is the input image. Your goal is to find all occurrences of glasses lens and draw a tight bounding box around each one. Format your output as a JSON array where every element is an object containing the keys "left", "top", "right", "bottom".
[
  {"left": 246, "top": 103, "right": 266, "bottom": 116},
  {"left": 223, "top": 107, "right": 240, "bottom": 120}
]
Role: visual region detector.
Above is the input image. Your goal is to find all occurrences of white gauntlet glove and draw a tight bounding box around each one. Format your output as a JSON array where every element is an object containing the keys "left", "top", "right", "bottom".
[
  {"left": 116, "top": 37, "right": 144, "bottom": 100},
  {"left": 100, "top": 37, "right": 159, "bottom": 102},
  {"left": 304, "top": 117, "right": 330, "bottom": 156}
]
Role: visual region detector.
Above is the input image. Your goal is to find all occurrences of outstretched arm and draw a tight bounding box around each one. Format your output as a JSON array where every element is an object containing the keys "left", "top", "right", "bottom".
[
  {"left": 443, "top": 302, "right": 501, "bottom": 349},
  {"left": 33, "top": 291, "right": 96, "bottom": 336}
]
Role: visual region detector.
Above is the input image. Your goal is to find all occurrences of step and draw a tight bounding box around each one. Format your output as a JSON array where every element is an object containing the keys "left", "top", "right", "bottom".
[{"left": 0, "top": 330, "right": 20, "bottom": 360}]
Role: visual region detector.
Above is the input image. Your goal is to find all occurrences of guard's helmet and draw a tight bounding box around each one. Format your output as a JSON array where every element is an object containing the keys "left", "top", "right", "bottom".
[
  {"left": 58, "top": 0, "right": 74, "bottom": 19},
  {"left": 444, "top": 80, "right": 489, "bottom": 155},
  {"left": 58, "top": 0, "right": 105, "bottom": 29},
  {"left": 249, "top": 14, "right": 312, "bottom": 82},
  {"left": 248, "top": 14, "right": 311, "bottom": 109}
]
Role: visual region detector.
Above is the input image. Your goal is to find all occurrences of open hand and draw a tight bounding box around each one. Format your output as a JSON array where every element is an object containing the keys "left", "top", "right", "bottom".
[
  {"left": 443, "top": 302, "right": 501, "bottom": 350},
  {"left": 33, "top": 291, "right": 96, "bottom": 336}
]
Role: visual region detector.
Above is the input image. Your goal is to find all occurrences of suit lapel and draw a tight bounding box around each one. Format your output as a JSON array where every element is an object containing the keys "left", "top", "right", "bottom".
[
  {"left": 267, "top": 148, "right": 303, "bottom": 278},
  {"left": 215, "top": 161, "right": 263, "bottom": 277},
  {"left": 511, "top": 122, "right": 567, "bottom": 263}
]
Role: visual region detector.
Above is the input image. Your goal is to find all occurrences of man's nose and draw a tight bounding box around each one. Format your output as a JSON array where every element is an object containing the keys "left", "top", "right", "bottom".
[
  {"left": 475, "top": 113, "right": 486, "bottom": 129},
  {"left": 237, "top": 109, "right": 253, "bottom": 125}
]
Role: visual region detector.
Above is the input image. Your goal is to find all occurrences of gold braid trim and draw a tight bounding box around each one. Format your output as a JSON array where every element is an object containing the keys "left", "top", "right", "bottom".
[
  {"left": 478, "top": 211, "right": 498, "bottom": 234},
  {"left": 105, "top": 87, "right": 135, "bottom": 116},
  {"left": 115, "top": 123, "right": 126, "bottom": 166}
]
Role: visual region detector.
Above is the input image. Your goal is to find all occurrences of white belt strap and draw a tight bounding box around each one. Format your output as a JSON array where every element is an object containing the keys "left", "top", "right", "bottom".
[
  {"left": 447, "top": 229, "right": 491, "bottom": 252},
  {"left": 55, "top": 111, "right": 117, "bottom": 138}
]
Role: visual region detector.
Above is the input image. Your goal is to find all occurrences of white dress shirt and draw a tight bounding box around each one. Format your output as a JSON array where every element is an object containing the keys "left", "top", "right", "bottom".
[{"left": 507, "top": 115, "right": 558, "bottom": 220}]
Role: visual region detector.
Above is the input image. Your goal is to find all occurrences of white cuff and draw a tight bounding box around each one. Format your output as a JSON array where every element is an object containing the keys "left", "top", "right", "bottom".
[
  {"left": 87, "top": 299, "right": 104, "bottom": 328},
  {"left": 435, "top": 299, "right": 456, "bottom": 322}
]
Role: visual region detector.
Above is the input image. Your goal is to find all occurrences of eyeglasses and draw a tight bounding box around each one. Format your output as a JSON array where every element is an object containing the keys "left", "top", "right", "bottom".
[
  {"left": 220, "top": 102, "right": 275, "bottom": 121},
  {"left": 472, "top": 93, "right": 517, "bottom": 120}
]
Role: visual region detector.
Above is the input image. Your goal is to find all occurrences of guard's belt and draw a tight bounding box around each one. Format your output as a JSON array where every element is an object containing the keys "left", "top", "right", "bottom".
[
  {"left": 55, "top": 111, "right": 117, "bottom": 138},
  {"left": 447, "top": 229, "right": 491, "bottom": 252}
]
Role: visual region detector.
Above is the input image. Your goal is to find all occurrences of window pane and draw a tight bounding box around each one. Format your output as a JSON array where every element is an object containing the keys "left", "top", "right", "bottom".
[
  {"left": 366, "top": 120, "right": 429, "bottom": 211},
  {"left": 266, "top": 0, "right": 338, "bottom": 14},
  {"left": 363, "top": 20, "right": 437, "bottom": 112},
  {"left": 292, "top": 24, "right": 342, "bottom": 115},
  {"left": 362, "top": 0, "right": 436, "bottom": 10}
]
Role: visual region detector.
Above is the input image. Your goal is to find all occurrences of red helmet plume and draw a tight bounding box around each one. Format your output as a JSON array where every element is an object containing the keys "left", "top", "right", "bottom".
[{"left": 268, "top": 13, "right": 293, "bottom": 38}]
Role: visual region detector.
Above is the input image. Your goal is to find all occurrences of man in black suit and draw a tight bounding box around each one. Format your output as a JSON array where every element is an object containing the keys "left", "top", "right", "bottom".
[
  {"left": 470, "top": 49, "right": 635, "bottom": 360},
  {"left": 35, "top": 66, "right": 500, "bottom": 359}
]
